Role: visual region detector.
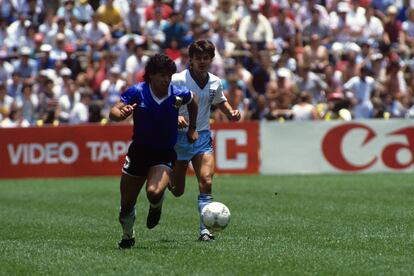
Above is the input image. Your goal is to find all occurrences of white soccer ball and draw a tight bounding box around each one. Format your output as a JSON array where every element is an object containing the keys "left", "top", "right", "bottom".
[{"left": 201, "top": 202, "right": 231, "bottom": 232}]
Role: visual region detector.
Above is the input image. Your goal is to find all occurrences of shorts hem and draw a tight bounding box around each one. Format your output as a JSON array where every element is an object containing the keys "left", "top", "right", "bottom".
[{"left": 122, "top": 169, "right": 143, "bottom": 178}]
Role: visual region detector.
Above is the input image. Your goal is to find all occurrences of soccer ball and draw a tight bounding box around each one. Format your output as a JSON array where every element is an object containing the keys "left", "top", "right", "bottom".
[{"left": 201, "top": 202, "right": 231, "bottom": 232}]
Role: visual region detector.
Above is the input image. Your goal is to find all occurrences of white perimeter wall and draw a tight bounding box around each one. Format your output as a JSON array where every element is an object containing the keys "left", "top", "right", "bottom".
[{"left": 260, "top": 119, "right": 414, "bottom": 174}]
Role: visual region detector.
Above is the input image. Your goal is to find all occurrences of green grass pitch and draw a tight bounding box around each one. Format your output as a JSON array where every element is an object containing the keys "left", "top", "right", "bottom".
[{"left": 1, "top": 174, "right": 413, "bottom": 275}]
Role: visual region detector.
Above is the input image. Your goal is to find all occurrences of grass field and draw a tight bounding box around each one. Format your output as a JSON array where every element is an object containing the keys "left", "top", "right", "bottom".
[{"left": 1, "top": 174, "right": 414, "bottom": 275}]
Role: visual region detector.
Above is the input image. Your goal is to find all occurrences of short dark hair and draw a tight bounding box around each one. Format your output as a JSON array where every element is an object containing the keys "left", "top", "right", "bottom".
[
  {"left": 144, "top": 54, "right": 177, "bottom": 83},
  {"left": 188, "top": 40, "right": 215, "bottom": 59}
]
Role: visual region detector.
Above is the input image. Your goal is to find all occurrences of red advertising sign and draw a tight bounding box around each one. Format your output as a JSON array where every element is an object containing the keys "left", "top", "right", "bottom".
[
  {"left": 212, "top": 121, "right": 259, "bottom": 174},
  {"left": 0, "top": 122, "right": 259, "bottom": 179}
]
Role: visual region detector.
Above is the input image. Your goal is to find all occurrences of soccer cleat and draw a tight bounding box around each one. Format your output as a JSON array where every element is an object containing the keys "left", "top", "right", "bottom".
[
  {"left": 198, "top": 233, "right": 215, "bottom": 242},
  {"left": 118, "top": 237, "right": 135, "bottom": 249},
  {"left": 146, "top": 206, "right": 162, "bottom": 229}
]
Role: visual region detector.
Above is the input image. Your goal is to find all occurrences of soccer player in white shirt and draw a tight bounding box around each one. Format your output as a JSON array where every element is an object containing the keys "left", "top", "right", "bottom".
[{"left": 170, "top": 40, "right": 240, "bottom": 241}]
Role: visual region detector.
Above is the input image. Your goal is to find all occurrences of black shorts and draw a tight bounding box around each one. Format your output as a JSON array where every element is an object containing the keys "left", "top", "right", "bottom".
[{"left": 122, "top": 143, "right": 177, "bottom": 177}]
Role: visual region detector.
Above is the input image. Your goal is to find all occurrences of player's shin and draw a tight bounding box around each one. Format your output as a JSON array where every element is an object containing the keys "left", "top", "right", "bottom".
[
  {"left": 197, "top": 193, "right": 213, "bottom": 235},
  {"left": 119, "top": 207, "right": 136, "bottom": 239}
]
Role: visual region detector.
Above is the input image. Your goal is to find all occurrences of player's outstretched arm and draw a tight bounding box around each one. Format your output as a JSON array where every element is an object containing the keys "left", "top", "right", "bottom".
[
  {"left": 187, "top": 92, "right": 199, "bottom": 143},
  {"left": 216, "top": 101, "right": 241, "bottom": 122},
  {"left": 109, "top": 101, "right": 137, "bottom": 122}
]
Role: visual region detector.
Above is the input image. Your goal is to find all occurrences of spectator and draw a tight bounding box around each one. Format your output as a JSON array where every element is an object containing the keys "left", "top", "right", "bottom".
[
  {"left": 96, "top": 0, "right": 124, "bottom": 38},
  {"left": 69, "top": 89, "right": 92, "bottom": 124},
  {"left": 237, "top": 3, "right": 274, "bottom": 51},
  {"left": 145, "top": 0, "right": 172, "bottom": 21},
  {"left": 162, "top": 11, "right": 188, "bottom": 49},
  {"left": 292, "top": 91, "right": 319, "bottom": 121},
  {"left": 0, "top": 50, "right": 13, "bottom": 84},
  {"left": 251, "top": 50, "right": 273, "bottom": 96},
  {"left": 6, "top": 13, "right": 30, "bottom": 50},
  {"left": 100, "top": 65, "right": 126, "bottom": 115},
  {"left": 296, "top": 0, "right": 329, "bottom": 27},
  {"left": 343, "top": 66, "right": 376, "bottom": 119},
  {"left": 57, "top": 79, "right": 80, "bottom": 123},
  {"left": 184, "top": 0, "right": 215, "bottom": 25},
  {"left": 6, "top": 71, "right": 23, "bottom": 100},
  {"left": 0, "top": 0, "right": 14, "bottom": 23},
  {"left": 0, "top": 18, "right": 8, "bottom": 50},
  {"left": 271, "top": 7, "right": 296, "bottom": 50},
  {"left": 301, "top": 7, "right": 330, "bottom": 46},
  {"left": 295, "top": 65, "right": 328, "bottom": 104},
  {"left": 259, "top": 0, "right": 279, "bottom": 19},
  {"left": 68, "top": 15, "right": 85, "bottom": 48},
  {"left": 19, "top": 83, "right": 39, "bottom": 125},
  {"left": 83, "top": 12, "right": 112, "bottom": 51},
  {"left": 123, "top": 0, "right": 144, "bottom": 35},
  {"left": 36, "top": 76, "right": 58, "bottom": 125},
  {"left": 401, "top": 8, "right": 414, "bottom": 51},
  {"left": 249, "top": 94, "right": 268, "bottom": 120},
  {"left": 12, "top": 46, "right": 37, "bottom": 82},
  {"left": 302, "top": 34, "right": 329, "bottom": 73},
  {"left": 362, "top": 5, "right": 384, "bottom": 43},
  {"left": 144, "top": 7, "right": 167, "bottom": 51},
  {"left": 215, "top": 0, "right": 239, "bottom": 33},
  {"left": 63, "top": 43, "right": 82, "bottom": 79},
  {"left": 76, "top": 0, "right": 94, "bottom": 25},
  {"left": 0, "top": 104, "right": 30, "bottom": 127},
  {"left": 50, "top": 33, "right": 68, "bottom": 61},
  {"left": 26, "top": 0, "right": 44, "bottom": 28},
  {"left": 56, "top": 0, "right": 80, "bottom": 23},
  {"left": 165, "top": 38, "right": 181, "bottom": 61},
  {"left": 125, "top": 42, "right": 149, "bottom": 86},
  {"left": 382, "top": 5, "right": 402, "bottom": 46},
  {"left": 216, "top": 73, "right": 249, "bottom": 121},
  {"left": 37, "top": 44, "right": 55, "bottom": 70},
  {"left": 265, "top": 67, "right": 295, "bottom": 120},
  {"left": 381, "top": 58, "right": 407, "bottom": 98},
  {"left": 39, "top": 9, "right": 57, "bottom": 41},
  {"left": 0, "top": 83, "right": 13, "bottom": 121},
  {"left": 174, "top": 48, "right": 190, "bottom": 72}
]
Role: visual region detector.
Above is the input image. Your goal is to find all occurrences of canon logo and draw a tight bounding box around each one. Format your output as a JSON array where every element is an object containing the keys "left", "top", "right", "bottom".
[{"left": 322, "top": 123, "right": 414, "bottom": 171}]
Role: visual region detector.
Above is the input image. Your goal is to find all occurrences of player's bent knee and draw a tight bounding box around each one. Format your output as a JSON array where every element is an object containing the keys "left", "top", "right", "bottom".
[{"left": 146, "top": 186, "right": 163, "bottom": 201}]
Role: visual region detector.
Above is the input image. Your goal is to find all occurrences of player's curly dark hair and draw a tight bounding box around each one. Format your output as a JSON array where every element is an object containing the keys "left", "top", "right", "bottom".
[
  {"left": 188, "top": 40, "right": 215, "bottom": 59},
  {"left": 144, "top": 54, "right": 177, "bottom": 83}
]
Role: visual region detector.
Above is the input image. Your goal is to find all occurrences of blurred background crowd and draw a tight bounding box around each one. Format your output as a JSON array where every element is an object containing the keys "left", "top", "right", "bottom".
[{"left": 1, "top": 0, "right": 414, "bottom": 127}]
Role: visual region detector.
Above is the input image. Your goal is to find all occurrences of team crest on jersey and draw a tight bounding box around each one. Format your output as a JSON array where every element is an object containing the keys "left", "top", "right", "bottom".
[
  {"left": 209, "top": 89, "right": 216, "bottom": 103},
  {"left": 173, "top": 96, "right": 183, "bottom": 109}
]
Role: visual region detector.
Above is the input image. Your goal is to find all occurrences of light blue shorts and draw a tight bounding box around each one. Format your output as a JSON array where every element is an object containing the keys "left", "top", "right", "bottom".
[{"left": 175, "top": 130, "right": 213, "bottom": 161}]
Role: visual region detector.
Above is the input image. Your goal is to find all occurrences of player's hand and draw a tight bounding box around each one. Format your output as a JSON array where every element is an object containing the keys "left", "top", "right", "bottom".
[
  {"left": 120, "top": 103, "right": 137, "bottom": 119},
  {"left": 227, "top": 110, "right": 241, "bottom": 121},
  {"left": 178, "top": 116, "right": 188, "bottom": 129},
  {"left": 187, "top": 128, "right": 198, "bottom": 144}
]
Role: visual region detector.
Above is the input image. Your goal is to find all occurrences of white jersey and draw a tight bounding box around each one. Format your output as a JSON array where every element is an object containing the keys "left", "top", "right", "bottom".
[{"left": 171, "top": 69, "right": 227, "bottom": 132}]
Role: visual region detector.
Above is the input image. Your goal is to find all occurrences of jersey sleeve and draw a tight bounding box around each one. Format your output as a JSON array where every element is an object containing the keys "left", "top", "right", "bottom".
[
  {"left": 212, "top": 79, "right": 227, "bottom": 105},
  {"left": 120, "top": 85, "right": 141, "bottom": 105},
  {"left": 175, "top": 86, "right": 193, "bottom": 105}
]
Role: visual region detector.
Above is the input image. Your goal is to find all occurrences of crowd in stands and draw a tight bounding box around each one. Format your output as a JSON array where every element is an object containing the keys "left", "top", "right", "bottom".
[{"left": 1, "top": 0, "right": 414, "bottom": 127}]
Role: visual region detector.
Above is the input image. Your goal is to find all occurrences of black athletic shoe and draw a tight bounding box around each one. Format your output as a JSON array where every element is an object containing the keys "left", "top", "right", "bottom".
[
  {"left": 146, "top": 206, "right": 162, "bottom": 229},
  {"left": 198, "top": 233, "right": 215, "bottom": 242},
  {"left": 118, "top": 237, "right": 135, "bottom": 249}
]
